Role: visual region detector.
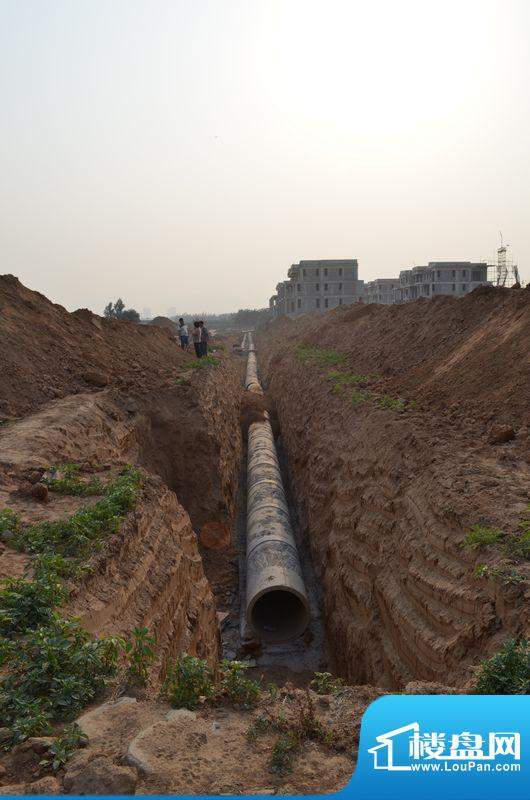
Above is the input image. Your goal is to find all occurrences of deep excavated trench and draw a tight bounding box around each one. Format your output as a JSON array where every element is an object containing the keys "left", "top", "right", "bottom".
[
  {"left": 1, "top": 306, "right": 526, "bottom": 697},
  {"left": 217, "top": 332, "right": 327, "bottom": 678}
]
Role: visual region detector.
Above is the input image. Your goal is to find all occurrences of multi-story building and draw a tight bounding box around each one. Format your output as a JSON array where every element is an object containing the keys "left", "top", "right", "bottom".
[
  {"left": 269, "top": 259, "right": 364, "bottom": 318},
  {"left": 365, "top": 278, "right": 398, "bottom": 305},
  {"left": 393, "top": 262, "right": 489, "bottom": 303}
]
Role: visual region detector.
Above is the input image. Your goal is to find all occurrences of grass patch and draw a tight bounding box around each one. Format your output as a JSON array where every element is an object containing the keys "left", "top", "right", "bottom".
[
  {"left": 42, "top": 463, "right": 104, "bottom": 497},
  {"left": 474, "top": 639, "right": 530, "bottom": 694},
  {"left": 351, "top": 389, "right": 373, "bottom": 405},
  {"left": 461, "top": 524, "right": 504, "bottom": 549},
  {"left": 325, "top": 369, "right": 369, "bottom": 386},
  {"left": 182, "top": 355, "right": 221, "bottom": 370},
  {"left": 175, "top": 376, "right": 189, "bottom": 386},
  {"left": 247, "top": 688, "right": 332, "bottom": 776},
  {"left": 295, "top": 344, "right": 346, "bottom": 367},
  {"left": 5, "top": 466, "right": 141, "bottom": 562},
  {"left": 377, "top": 394, "right": 406, "bottom": 412}
]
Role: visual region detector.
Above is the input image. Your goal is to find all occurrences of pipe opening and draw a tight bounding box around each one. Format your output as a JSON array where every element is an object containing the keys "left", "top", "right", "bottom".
[{"left": 250, "top": 589, "right": 310, "bottom": 643}]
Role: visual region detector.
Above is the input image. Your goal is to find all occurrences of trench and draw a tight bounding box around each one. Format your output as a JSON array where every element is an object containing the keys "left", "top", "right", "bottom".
[
  {"left": 117, "top": 340, "right": 327, "bottom": 682},
  {"left": 219, "top": 333, "right": 327, "bottom": 683}
]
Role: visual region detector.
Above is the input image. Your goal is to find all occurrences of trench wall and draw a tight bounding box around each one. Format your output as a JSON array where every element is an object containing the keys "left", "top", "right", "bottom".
[{"left": 257, "top": 290, "right": 530, "bottom": 688}]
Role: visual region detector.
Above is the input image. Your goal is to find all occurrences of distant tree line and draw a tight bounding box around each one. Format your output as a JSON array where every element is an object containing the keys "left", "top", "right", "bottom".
[
  {"left": 102, "top": 300, "right": 271, "bottom": 330},
  {"left": 103, "top": 298, "right": 140, "bottom": 322},
  {"left": 175, "top": 307, "right": 271, "bottom": 331}
]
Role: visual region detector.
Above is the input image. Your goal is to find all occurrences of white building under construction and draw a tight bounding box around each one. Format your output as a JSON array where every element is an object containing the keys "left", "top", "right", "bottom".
[
  {"left": 392, "top": 261, "right": 490, "bottom": 303},
  {"left": 269, "top": 259, "right": 364, "bottom": 318}
]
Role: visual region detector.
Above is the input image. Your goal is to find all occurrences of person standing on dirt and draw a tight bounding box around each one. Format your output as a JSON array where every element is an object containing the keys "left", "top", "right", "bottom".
[
  {"left": 178, "top": 318, "right": 189, "bottom": 350},
  {"left": 192, "top": 320, "right": 202, "bottom": 358},
  {"left": 198, "top": 320, "right": 209, "bottom": 357}
]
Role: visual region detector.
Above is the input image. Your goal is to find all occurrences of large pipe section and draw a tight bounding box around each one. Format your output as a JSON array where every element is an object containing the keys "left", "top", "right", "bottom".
[
  {"left": 245, "top": 351, "right": 262, "bottom": 394},
  {"left": 243, "top": 332, "right": 310, "bottom": 642}
]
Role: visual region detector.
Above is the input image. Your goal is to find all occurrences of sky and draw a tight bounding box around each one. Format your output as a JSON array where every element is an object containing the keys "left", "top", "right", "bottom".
[{"left": 1, "top": 0, "right": 529, "bottom": 315}]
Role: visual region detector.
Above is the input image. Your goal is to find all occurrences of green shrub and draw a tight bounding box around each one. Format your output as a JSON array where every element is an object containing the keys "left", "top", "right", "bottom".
[
  {"left": 0, "top": 509, "right": 22, "bottom": 540},
  {"left": 473, "top": 564, "right": 524, "bottom": 586},
  {"left": 504, "top": 516, "right": 530, "bottom": 560},
  {"left": 310, "top": 671, "right": 344, "bottom": 694},
  {"left": 0, "top": 617, "right": 121, "bottom": 742},
  {"left": 39, "top": 724, "right": 86, "bottom": 771},
  {"left": 474, "top": 639, "right": 530, "bottom": 694},
  {"left": 247, "top": 714, "right": 270, "bottom": 741},
  {"left": 461, "top": 524, "right": 504, "bottom": 549},
  {"left": 175, "top": 377, "right": 188, "bottom": 386},
  {"left": 43, "top": 464, "right": 104, "bottom": 497},
  {"left": 219, "top": 660, "right": 260, "bottom": 706},
  {"left": 270, "top": 733, "right": 300, "bottom": 774},
  {"left": 0, "top": 466, "right": 141, "bottom": 747},
  {"left": 123, "top": 626, "right": 156, "bottom": 687},
  {"left": 0, "top": 574, "right": 67, "bottom": 637},
  {"left": 162, "top": 652, "right": 214, "bottom": 709}
]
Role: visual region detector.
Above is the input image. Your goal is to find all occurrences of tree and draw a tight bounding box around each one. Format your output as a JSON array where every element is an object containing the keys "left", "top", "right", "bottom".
[
  {"left": 232, "top": 308, "right": 272, "bottom": 329},
  {"left": 121, "top": 308, "right": 140, "bottom": 322},
  {"left": 113, "top": 298, "right": 125, "bottom": 319},
  {"left": 102, "top": 299, "right": 140, "bottom": 323}
]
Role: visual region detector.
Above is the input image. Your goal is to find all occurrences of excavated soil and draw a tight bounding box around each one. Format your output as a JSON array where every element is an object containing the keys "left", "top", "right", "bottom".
[
  {"left": 0, "top": 274, "right": 191, "bottom": 419},
  {"left": 258, "top": 286, "right": 530, "bottom": 689},
  {"left": 0, "top": 276, "right": 244, "bottom": 681}
]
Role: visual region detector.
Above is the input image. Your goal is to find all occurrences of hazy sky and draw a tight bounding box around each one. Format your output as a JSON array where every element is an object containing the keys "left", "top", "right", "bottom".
[{"left": 1, "top": 0, "right": 529, "bottom": 315}]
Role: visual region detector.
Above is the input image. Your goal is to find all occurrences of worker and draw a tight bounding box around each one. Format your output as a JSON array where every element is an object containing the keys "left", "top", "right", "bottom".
[
  {"left": 178, "top": 318, "right": 189, "bottom": 350},
  {"left": 198, "top": 320, "right": 209, "bottom": 357},
  {"left": 192, "top": 321, "right": 202, "bottom": 358}
]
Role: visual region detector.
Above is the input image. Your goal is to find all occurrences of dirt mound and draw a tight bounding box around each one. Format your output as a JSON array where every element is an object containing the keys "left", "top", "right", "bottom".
[
  {"left": 0, "top": 275, "right": 186, "bottom": 418},
  {"left": 259, "top": 287, "right": 530, "bottom": 689},
  {"left": 269, "top": 285, "right": 530, "bottom": 428},
  {"left": 150, "top": 316, "right": 178, "bottom": 332}
]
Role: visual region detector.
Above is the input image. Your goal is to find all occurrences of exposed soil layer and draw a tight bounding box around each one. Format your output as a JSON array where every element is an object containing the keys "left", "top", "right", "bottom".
[{"left": 258, "top": 286, "right": 530, "bottom": 689}]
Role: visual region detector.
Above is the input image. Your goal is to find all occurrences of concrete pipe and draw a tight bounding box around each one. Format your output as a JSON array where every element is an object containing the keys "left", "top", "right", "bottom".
[
  {"left": 242, "top": 330, "right": 310, "bottom": 642},
  {"left": 245, "top": 352, "right": 262, "bottom": 394}
]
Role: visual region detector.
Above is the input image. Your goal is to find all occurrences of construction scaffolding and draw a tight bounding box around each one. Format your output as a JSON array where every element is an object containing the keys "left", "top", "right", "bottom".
[{"left": 489, "top": 235, "right": 521, "bottom": 287}]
